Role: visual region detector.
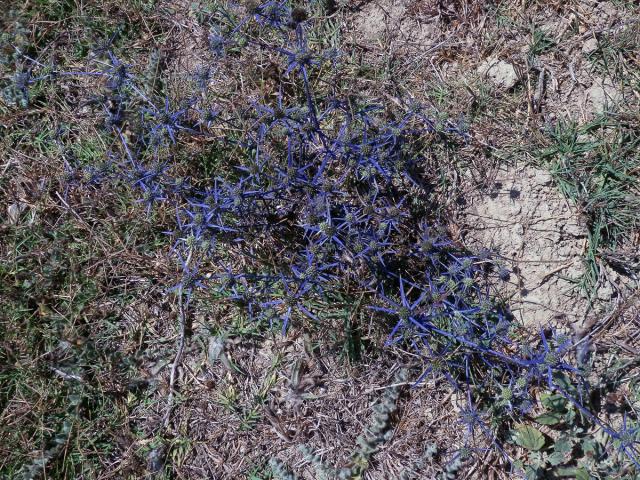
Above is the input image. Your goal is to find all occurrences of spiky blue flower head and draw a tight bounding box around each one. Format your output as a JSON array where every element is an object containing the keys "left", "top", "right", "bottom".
[{"left": 252, "top": 0, "right": 290, "bottom": 29}]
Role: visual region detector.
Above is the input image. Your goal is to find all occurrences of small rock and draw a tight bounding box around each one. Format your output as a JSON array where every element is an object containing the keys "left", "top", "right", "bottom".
[
  {"left": 582, "top": 38, "right": 598, "bottom": 55},
  {"left": 478, "top": 58, "right": 518, "bottom": 89},
  {"left": 563, "top": 220, "right": 585, "bottom": 238},
  {"left": 585, "top": 78, "right": 622, "bottom": 114},
  {"left": 532, "top": 170, "right": 553, "bottom": 187},
  {"left": 596, "top": 281, "right": 614, "bottom": 301}
]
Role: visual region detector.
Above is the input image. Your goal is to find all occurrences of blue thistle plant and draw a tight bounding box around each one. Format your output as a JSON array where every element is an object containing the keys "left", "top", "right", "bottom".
[{"left": 29, "top": 2, "right": 639, "bottom": 474}]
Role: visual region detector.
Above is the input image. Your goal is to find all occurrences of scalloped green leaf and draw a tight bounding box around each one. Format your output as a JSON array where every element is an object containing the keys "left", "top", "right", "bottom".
[
  {"left": 553, "top": 437, "right": 573, "bottom": 455},
  {"left": 535, "top": 412, "right": 564, "bottom": 425},
  {"left": 513, "top": 424, "right": 546, "bottom": 451},
  {"left": 540, "top": 392, "right": 567, "bottom": 411},
  {"left": 548, "top": 451, "right": 565, "bottom": 466}
]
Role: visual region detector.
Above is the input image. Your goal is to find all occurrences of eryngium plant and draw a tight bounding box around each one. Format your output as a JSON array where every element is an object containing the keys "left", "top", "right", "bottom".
[{"left": 7, "top": 0, "right": 638, "bottom": 474}]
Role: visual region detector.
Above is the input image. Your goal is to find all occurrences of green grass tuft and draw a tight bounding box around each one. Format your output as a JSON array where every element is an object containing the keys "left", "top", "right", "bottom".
[{"left": 534, "top": 114, "right": 640, "bottom": 295}]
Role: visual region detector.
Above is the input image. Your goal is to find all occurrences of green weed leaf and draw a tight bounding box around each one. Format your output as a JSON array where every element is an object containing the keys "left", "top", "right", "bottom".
[
  {"left": 575, "top": 467, "right": 591, "bottom": 480},
  {"left": 547, "top": 451, "right": 565, "bottom": 466},
  {"left": 513, "top": 424, "right": 546, "bottom": 451},
  {"left": 540, "top": 392, "right": 567, "bottom": 411},
  {"left": 553, "top": 437, "right": 573, "bottom": 455},
  {"left": 581, "top": 438, "right": 598, "bottom": 456},
  {"left": 556, "top": 466, "right": 591, "bottom": 479},
  {"left": 535, "top": 412, "right": 564, "bottom": 425}
]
